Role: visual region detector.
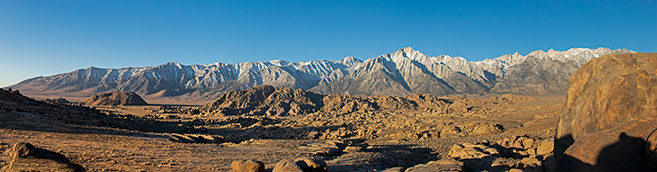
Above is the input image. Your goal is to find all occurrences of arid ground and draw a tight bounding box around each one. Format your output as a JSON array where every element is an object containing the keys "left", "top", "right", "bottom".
[{"left": 0, "top": 90, "right": 563, "bottom": 171}]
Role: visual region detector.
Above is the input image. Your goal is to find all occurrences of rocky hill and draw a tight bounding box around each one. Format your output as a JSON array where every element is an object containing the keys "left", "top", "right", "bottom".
[
  {"left": 7, "top": 47, "right": 634, "bottom": 100},
  {"left": 83, "top": 91, "right": 148, "bottom": 106},
  {"left": 0, "top": 88, "right": 178, "bottom": 134},
  {"left": 199, "top": 85, "right": 536, "bottom": 118}
]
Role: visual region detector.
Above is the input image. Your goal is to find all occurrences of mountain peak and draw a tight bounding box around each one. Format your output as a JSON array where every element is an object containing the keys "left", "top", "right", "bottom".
[
  {"left": 161, "top": 61, "right": 182, "bottom": 66},
  {"left": 401, "top": 46, "right": 415, "bottom": 52},
  {"left": 339, "top": 56, "right": 362, "bottom": 67},
  {"left": 269, "top": 59, "right": 290, "bottom": 66},
  {"left": 390, "top": 46, "right": 429, "bottom": 63}
]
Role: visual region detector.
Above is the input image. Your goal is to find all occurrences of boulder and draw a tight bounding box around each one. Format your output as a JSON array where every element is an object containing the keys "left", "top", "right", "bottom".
[
  {"left": 1, "top": 142, "right": 85, "bottom": 172},
  {"left": 441, "top": 123, "right": 503, "bottom": 138},
  {"left": 556, "top": 53, "right": 657, "bottom": 162},
  {"left": 405, "top": 159, "right": 463, "bottom": 172},
  {"left": 558, "top": 118, "right": 657, "bottom": 172},
  {"left": 4, "top": 142, "right": 35, "bottom": 159},
  {"left": 448, "top": 143, "right": 499, "bottom": 160},
  {"left": 293, "top": 157, "right": 327, "bottom": 172},
  {"left": 442, "top": 135, "right": 554, "bottom": 171},
  {"left": 494, "top": 135, "right": 552, "bottom": 158},
  {"left": 231, "top": 159, "right": 265, "bottom": 172},
  {"left": 299, "top": 140, "right": 345, "bottom": 156},
  {"left": 517, "top": 156, "right": 542, "bottom": 169},
  {"left": 343, "top": 146, "right": 364, "bottom": 153},
  {"left": 536, "top": 141, "right": 554, "bottom": 156},
  {"left": 273, "top": 159, "right": 303, "bottom": 172}
]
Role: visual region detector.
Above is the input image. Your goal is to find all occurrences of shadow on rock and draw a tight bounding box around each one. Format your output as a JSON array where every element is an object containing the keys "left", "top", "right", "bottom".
[
  {"left": 559, "top": 132, "right": 657, "bottom": 172},
  {"left": 328, "top": 144, "right": 436, "bottom": 171}
]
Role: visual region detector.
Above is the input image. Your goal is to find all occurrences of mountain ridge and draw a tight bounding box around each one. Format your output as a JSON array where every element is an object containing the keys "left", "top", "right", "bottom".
[{"left": 8, "top": 47, "right": 635, "bottom": 100}]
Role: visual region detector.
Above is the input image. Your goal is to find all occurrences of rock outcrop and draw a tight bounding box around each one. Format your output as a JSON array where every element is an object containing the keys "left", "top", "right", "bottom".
[
  {"left": 1, "top": 142, "right": 85, "bottom": 172},
  {"left": 439, "top": 122, "right": 504, "bottom": 138},
  {"left": 297, "top": 140, "right": 367, "bottom": 156},
  {"left": 404, "top": 135, "right": 555, "bottom": 172},
  {"left": 555, "top": 53, "right": 657, "bottom": 171},
  {"left": 44, "top": 97, "right": 72, "bottom": 105},
  {"left": 555, "top": 53, "right": 657, "bottom": 163},
  {"left": 168, "top": 133, "right": 226, "bottom": 144},
  {"left": 199, "top": 85, "right": 515, "bottom": 117},
  {"left": 559, "top": 118, "right": 657, "bottom": 171},
  {"left": 199, "top": 85, "right": 323, "bottom": 116},
  {"left": 84, "top": 91, "right": 148, "bottom": 106}
]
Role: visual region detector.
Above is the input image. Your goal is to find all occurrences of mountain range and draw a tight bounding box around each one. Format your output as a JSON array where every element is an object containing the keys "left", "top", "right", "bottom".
[{"left": 7, "top": 47, "right": 635, "bottom": 101}]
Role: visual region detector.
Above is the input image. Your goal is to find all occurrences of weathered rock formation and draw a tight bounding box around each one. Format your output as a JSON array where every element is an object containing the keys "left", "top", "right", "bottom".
[
  {"left": 400, "top": 135, "right": 555, "bottom": 172},
  {"left": 293, "top": 157, "right": 328, "bottom": 172},
  {"left": 44, "top": 97, "right": 72, "bottom": 105},
  {"left": 297, "top": 140, "right": 367, "bottom": 156},
  {"left": 168, "top": 133, "right": 226, "bottom": 144},
  {"left": 84, "top": 91, "right": 148, "bottom": 106},
  {"left": 560, "top": 118, "right": 657, "bottom": 171},
  {"left": 200, "top": 85, "right": 535, "bottom": 118},
  {"left": 1, "top": 142, "right": 85, "bottom": 172},
  {"left": 273, "top": 159, "right": 304, "bottom": 172},
  {"left": 439, "top": 122, "right": 504, "bottom": 138},
  {"left": 272, "top": 158, "right": 327, "bottom": 172},
  {"left": 555, "top": 53, "right": 657, "bottom": 171},
  {"left": 231, "top": 159, "right": 266, "bottom": 172},
  {"left": 199, "top": 85, "right": 323, "bottom": 116}
]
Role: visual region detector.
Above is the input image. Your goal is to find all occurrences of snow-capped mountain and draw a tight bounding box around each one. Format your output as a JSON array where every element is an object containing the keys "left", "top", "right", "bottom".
[{"left": 8, "top": 47, "right": 634, "bottom": 100}]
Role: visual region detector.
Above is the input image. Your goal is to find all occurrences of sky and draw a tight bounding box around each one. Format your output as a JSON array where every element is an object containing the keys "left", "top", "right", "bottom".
[{"left": 0, "top": 0, "right": 655, "bottom": 87}]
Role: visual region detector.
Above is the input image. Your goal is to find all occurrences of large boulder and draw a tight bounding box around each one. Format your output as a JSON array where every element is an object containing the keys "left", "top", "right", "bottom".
[
  {"left": 559, "top": 118, "right": 657, "bottom": 171},
  {"left": 84, "top": 91, "right": 148, "bottom": 106},
  {"left": 1, "top": 142, "right": 85, "bottom": 172},
  {"left": 273, "top": 159, "right": 303, "bottom": 172},
  {"left": 272, "top": 158, "right": 327, "bottom": 172},
  {"left": 293, "top": 157, "right": 327, "bottom": 172},
  {"left": 555, "top": 53, "right": 657, "bottom": 161},
  {"left": 231, "top": 159, "right": 265, "bottom": 172}
]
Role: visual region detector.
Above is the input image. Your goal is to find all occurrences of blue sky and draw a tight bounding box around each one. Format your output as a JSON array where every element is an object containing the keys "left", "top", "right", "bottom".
[{"left": 0, "top": 0, "right": 655, "bottom": 87}]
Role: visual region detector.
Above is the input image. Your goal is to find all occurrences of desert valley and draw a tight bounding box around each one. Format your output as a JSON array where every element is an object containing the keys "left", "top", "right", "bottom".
[{"left": 1, "top": 47, "right": 657, "bottom": 172}]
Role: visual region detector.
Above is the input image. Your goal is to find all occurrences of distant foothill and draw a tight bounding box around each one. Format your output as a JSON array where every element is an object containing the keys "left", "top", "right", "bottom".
[{"left": 83, "top": 91, "right": 148, "bottom": 106}]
